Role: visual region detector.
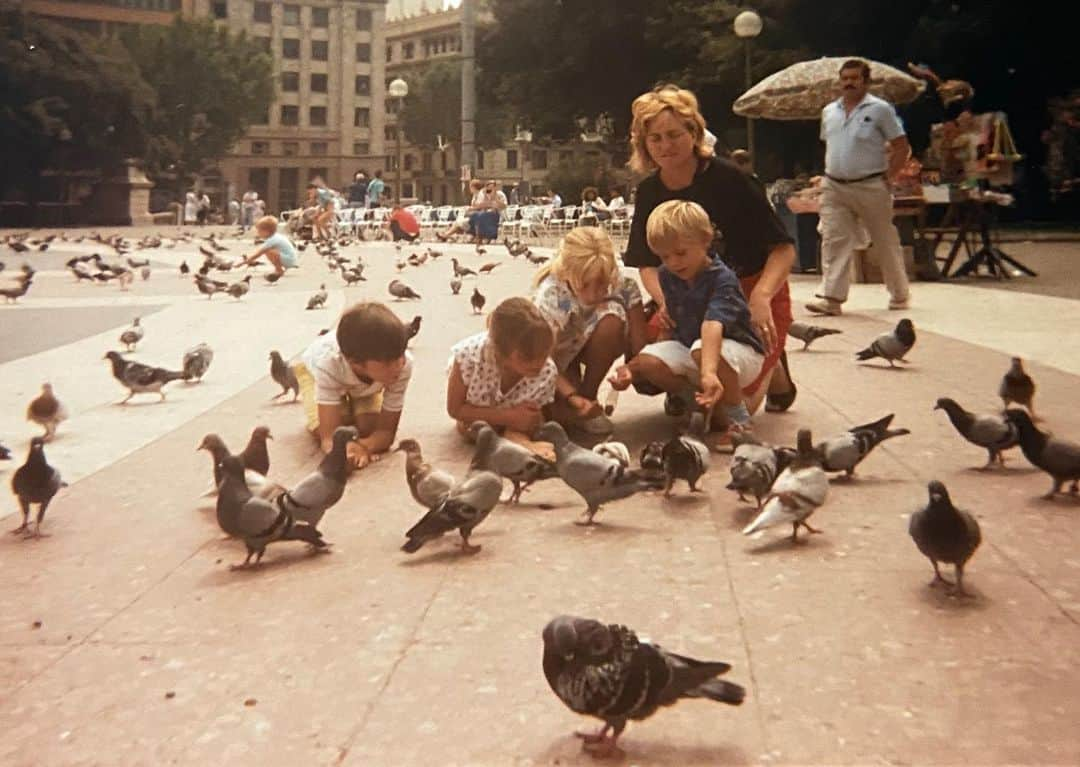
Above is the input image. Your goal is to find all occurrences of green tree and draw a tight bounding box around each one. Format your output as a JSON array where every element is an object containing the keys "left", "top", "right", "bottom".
[
  {"left": 122, "top": 16, "right": 273, "bottom": 192},
  {"left": 398, "top": 61, "right": 508, "bottom": 151}
]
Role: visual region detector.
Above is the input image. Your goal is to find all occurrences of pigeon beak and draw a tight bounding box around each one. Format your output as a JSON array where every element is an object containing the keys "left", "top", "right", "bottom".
[{"left": 930, "top": 492, "right": 943, "bottom": 502}]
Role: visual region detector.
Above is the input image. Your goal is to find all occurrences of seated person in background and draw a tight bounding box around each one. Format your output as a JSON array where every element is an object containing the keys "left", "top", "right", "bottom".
[
  {"left": 388, "top": 204, "right": 420, "bottom": 242},
  {"left": 242, "top": 215, "right": 299, "bottom": 275},
  {"left": 296, "top": 302, "right": 413, "bottom": 470},
  {"left": 580, "top": 186, "right": 611, "bottom": 222},
  {"left": 447, "top": 297, "right": 558, "bottom": 457},
  {"left": 437, "top": 179, "right": 485, "bottom": 240},
  {"left": 611, "top": 200, "right": 765, "bottom": 448},
  {"left": 607, "top": 187, "right": 627, "bottom": 217}
]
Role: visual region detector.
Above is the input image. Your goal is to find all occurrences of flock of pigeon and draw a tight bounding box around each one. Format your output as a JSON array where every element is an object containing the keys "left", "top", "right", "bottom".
[{"left": 5, "top": 225, "right": 1080, "bottom": 759}]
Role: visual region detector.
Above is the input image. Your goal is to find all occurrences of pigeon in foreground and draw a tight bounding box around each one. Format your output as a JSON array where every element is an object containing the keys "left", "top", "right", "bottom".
[
  {"left": 395, "top": 439, "right": 456, "bottom": 508},
  {"left": 406, "top": 315, "right": 422, "bottom": 342},
  {"left": 727, "top": 439, "right": 796, "bottom": 509},
  {"left": 743, "top": 429, "right": 828, "bottom": 542},
  {"left": 227, "top": 275, "right": 252, "bottom": 299},
  {"left": 934, "top": 397, "right": 1019, "bottom": 468},
  {"left": 787, "top": 321, "right": 842, "bottom": 350},
  {"left": 855, "top": 319, "right": 916, "bottom": 367},
  {"left": 639, "top": 441, "right": 665, "bottom": 479},
  {"left": 197, "top": 433, "right": 284, "bottom": 500},
  {"left": 269, "top": 351, "right": 299, "bottom": 401},
  {"left": 194, "top": 274, "right": 226, "bottom": 299},
  {"left": 1004, "top": 409, "right": 1080, "bottom": 499},
  {"left": 450, "top": 276, "right": 462, "bottom": 295},
  {"left": 216, "top": 456, "right": 326, "bottom": 569},
  {"left": 119, "top": 317, "right": 143, "bottom": 351},
  {"left": 182, "top": 343, "right": 214, "bottom": 382},
  {"left": 470, "top": 286, "right": 486, "bottom": 314},
  {"left": 470, "top": 422, "right": 558, "bottom": 504},
  {"left": 0, "top": 279, "right": 32, "bottom": 303},
  {"left": 10, "top": 437, "right": 66, "bottom": 537},
  {"left": 388, "top": 279, "right": 421, "bottom": 300},
  {"left": 103, "top": 351, "right": 187, "bottom": 403},
  {"left": 999, "top": 357, "right": 1036, "bottom": 418},
  {"left": 401, "top": 468, "right": 503, "bottom": 554},
  {"left": 542, "top": 615, "right": 744, "bottom": 759},
  {"left": 909, "top": 481, "right": 981, "bottom": 597},
  {"left": 451, "top": 258, "right": 476, "bottom": 278},
  {"left": 240, "top": 426, "right": 272, "bottom": 476},
  {"left": 26, "top": 383, "right": 68, "bottom": 442},
  {"left": 535, "top": 421, "right": 663, "bottom": 525},
  {"left": 306, "top": 283, "right": 328, "bottom": 310},
  {"left": 814, "top": 413, "right": 910, "bottom": 477},
  {"left": 660, "top": 411, "right": 711, "bottom": 496},
  {"left": 275, "top": 426, "right": 357, "bottom": 529},
  {"left": 592, "top": 441, "right": 630, "bottom": 469}
]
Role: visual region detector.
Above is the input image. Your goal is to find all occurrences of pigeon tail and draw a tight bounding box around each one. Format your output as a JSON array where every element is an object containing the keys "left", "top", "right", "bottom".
[
  {"left": 685, "top": 678, "right": 746, "bottom": 706},
  {"left": 283, "top": 523, "right": 325, "bottom": 546},
  {"left": 401, "top": 537, "right": 425, "bottom": 553}
]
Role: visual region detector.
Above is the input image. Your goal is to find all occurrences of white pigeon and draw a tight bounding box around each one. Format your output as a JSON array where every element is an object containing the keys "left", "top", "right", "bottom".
[
  {"left": 592, "top": 440, "right": 630, "bottom": 468},
  {"left": 742, "top": 429, "right": 828, "bottom": 542}
]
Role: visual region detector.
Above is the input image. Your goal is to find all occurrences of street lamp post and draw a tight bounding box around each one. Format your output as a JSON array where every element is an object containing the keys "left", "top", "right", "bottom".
[
  {"left": 733, "top": 10, "right": 762, "bottom": 169},
  {"left": 388, "top": 77, "right": 409, "bottom": 204},
  {"left": 514, "top": 125, "right": 532, "bottom": 199}
]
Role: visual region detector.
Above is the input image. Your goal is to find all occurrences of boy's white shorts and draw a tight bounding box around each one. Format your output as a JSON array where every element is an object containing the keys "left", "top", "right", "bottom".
[{"left": 638, "top": 339, "right": 764, "bottom": 389}]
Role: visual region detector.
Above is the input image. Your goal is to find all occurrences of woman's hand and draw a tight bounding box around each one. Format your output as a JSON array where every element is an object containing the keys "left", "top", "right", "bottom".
[
  {"left": 505, "top": 404, "right": 544, "bottom": 434},
  {"left": 748, "top": 293, "right": 776, "bottom": 354},
  {"left": 608, "top": 365, "right": 633, "bottom": 391}
]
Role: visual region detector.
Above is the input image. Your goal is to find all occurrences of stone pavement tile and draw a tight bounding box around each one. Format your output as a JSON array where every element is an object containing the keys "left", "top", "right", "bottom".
[{"left": 0, "top": 645, "right": 69, "bottom": 699}]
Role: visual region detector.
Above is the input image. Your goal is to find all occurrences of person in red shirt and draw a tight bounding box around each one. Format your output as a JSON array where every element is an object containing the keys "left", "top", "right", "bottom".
[{"left": 388, "top": 205, "right": 420, "bottom": 242}]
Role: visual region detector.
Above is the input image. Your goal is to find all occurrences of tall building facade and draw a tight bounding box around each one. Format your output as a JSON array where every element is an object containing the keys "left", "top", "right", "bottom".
[{"left": 23, "top": 0, "right": 197, "bottom": 35}]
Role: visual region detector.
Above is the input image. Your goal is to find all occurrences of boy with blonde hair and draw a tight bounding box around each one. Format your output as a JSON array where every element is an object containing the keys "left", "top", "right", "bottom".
[
  {"left": 610, "top": 200, "right": 764, "bottom": 446},
  {"left": 242, "top": 215, "right": 299, "bottom": 275}
]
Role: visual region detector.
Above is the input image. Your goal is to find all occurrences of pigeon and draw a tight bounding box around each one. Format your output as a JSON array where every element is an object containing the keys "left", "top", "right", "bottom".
[
  {"left": 194, "top": 274, "right": 226, "bottom": 299},
  {"left": 999, "top": 357, "right": 1036, "bottom": 417},
  {"left": 814, "top": 413, "right": 910, "bottom": 477},
  {"left": 535, "top": 421, "right": 663, "bottom": 525},
  {"left": 592, "top": 441, "right": 630, "bottom": 469},
  {"left": 182, "top": 343, "right": 214, "bottom": 382},
  {"left": 388, "top": 279, "right": 421, "bottom": 300},
  {"left": 179, "top": 260, "right": 190, "bottom": 276},
  {"left": 269, "top": 351, "right": 300, "bottom": 401},
  {"left": 1003, "top": 409, "right": 1080, "bottom": 499},
  {"left": 26, "top": 383, "right": 68, "bottom": 442},
  {"left": 470, "top": 287, "right": 486, "bottom": 314},
  {"left": 275, "top": 426, "right": 357, "bottom": 529},
  {"left": 340, "top": 265, "right": 366, "bottom": 285},
  {"left": 240, "top": 426, "right": 273, "bottom": 476},
  {"left": 450, "top": 276, "right": 462, "bottom": 295},
  {"left": 470, "top": 422, "right": 559, "bottom": 504},
  {"left": 401, "top": 467, "right": 504, "bottom": 554},
  {"left": 787, "top": 321, "right": 842, "bottom": 351},
  {"left": 909, "top": 481, "right": 981, "bottom": 597},
  {"left": 119, "top": 317, "right": 143, "bottom": 351},
  {"left": 197, "top": 433, "right": 285, "bottom": 501},
  {"left": 103, "top": 351, "right": 187, "bottom": 403},
  {"left": 526, "top": 250, "right": 549, "bottom": 265},
  {"left": 727, "top": 440, "right": 796, "bottom": 509},
  {"left": 10, "top": 437, "right": 66, "bottom": 537},
  {"left": 126, "top": 255, "right": 149, "bottom": 269},
  {"left": 226, "top": 275, "right": 252, "bottom": 299},
  {"left": 660, "top": 411, "right": 711, "bottom": 496},
  {"left": 639, "top": 441, "right": 665, "bottom": 479},
  {"left": 743, "top": 429, "right": 828, "bottom": 542},
  {"left": 395, "top": 438, "right": 456, "bottom": 508},
  {"left": 934, "top": 397, "right": 1019, "bottom": 468},
  {"left": 452, "top": 258, "right": 476, "bottom": 278},
  {"left": 140, "top": 266, "right": 151, "bottom": 281},
  {"left": 542, "top": 615, "right": 745, "bottom": 759},
  {"left": 263, "top": 271, "right": 283, "bottom": 285},
  {"left": 425, "top": 247, "right": 443, "bottom": 260},
  {"left": 216, "top": 455, "right": 327, "bottom": 569},
  {"left": 0, "top": 442, "right": 10, "bottom": 461},
  {"left": 306, "top": 284, "right": 328, "bottom": 310},
  {"left": 0, "top": 279, "right": 32, "bottom": 303},
  {"left": 478, "top": 262, "right": 501, "bottom": 274},
  {"left": 855, "top": 319, "right": 916, "bottom": 367}
]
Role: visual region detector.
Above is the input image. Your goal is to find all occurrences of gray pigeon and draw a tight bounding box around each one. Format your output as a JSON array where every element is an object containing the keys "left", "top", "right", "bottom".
[
  {"left": 855, "top": 319, "right": 915, "bottom": 367},
  {"left": 1004, "top": 409, "right": 1080, "bottom": 499},
  {"left": 535, "top": 421, "right": 663, "bottom": 525},
  {"left": 934, "top": 397, "right": 1019, "bottom": 468},
  {"left": 104, "top": 351, "right": 187, "bottom": 403},
  {"left": 999, "top": 357, "right": 1036, "bottom": 417},
  {"left": 395, "top": 438, "right": 456, "bottom": 508},
  {"left": 542, "top": 615, "right": 744, "bottom": 759},
  {"left": 814, "top": 413, "right": 910, "bottom": 477},
  {"left": 727, "top": 440, "right": 796, "bottom": 509},
  {"left": 639, "top": 441, "right": 665, "bottom": 479},
  {"left": 197, "top": 433, "right": 284, "bottom": 501},
  {"left": 592, "top": 441, "right": 630, "bottom": 468},
  {"left": 216, "top": 455, "right": 326, "bottom": 569},
  {"left": 401, "top": 468, "right": 503, "bottom": 554},
  {"left": 743, "top": 429, "right": 828, "bottom": 542},
  {"left": 182, "top": 343, "right": 214, "bottom": 382},
  {"left": 119, "top": 317, "right": 143, "bottom": 351},
  {"left": 11, "top": 437, "right": 66, "bottom": 537},
  {"left": 269, "top": 350, "right": 299, "bottom": 401},
  {"left": 275, "top": 426, "right": 357, "bottom": 529},
  {"left": 450, "top": 276, "right": 462, "bottom": 295},
  {"left": 306, "top": 284, "right": 328, "bottom": 310},
  {"left": 470, "top": 286, "right": 486, "bottom": 314},
  {"left": 787, "top": 321, "right": 842, "bottom": 350},
  {"left": 470, "top": 422, "right": 558, "bottom": 503},
  {"left": 226, "top": 274, "right": 252, "bottom": 299},
  {"left": 26, "top": 382, "right": 67, "bottom": 442},
  {"left": 388, "top": 279, "right": 421, "bottom": 300},
  {"left": 909, "top": 481, "right": 981, "bottom": 597},
  {"left": 660, "top": 411, "right": 711, "bottom": 496}
]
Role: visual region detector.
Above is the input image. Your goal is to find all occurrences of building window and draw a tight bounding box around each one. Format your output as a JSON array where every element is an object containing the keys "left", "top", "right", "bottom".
[
  {"left": 403, "top": 182, "right": 414, "bottom": 198},
  {"left": 476, "top": 149, "right": 484, "bottom": 170},
  {"left": 249, "top": 167, "right": 269, "bottom": 200},
  {"left": 353, "top": 142, "right": 369, "bottom": 155},
  {"left": 256, "top": 36, "right": 271, "bottom": 53},
  {"left": 282, "top": 39, "right": 300, "bottom": 59},
  {"left": 385, "top": 127, "right": 397, "bottom": 142},
  {"left": 403, "top": 42, "right": 415, "bottom": 60},
  {"left": 253, "top": 1, "right": 270, "bottom": 23},
  {"left": 212, "top": 1, "right": 227, "bottom": 20},
  {"left": 422, "top": 185, "right": 433, "bottom": 202},
  {"left": 311, "top": 142, "right": 328, "bottom": 156},
  {"left": 311, "top": 40, "right": 328, "bottom": 61},
  {"left": 254, "top": 106, "right": 269, "bottom": 125},
  {"left": 311, "top": 7, "right": 329, "bottom": 27},
  {"left": 281, "top": 71, "right": 299, "bottom": 92},
  {"left": 386, "top": 45, "right": 393, "bottom": 63},
  {"left": 310, "top": 73, "right": 328, "bottom": 93},
  {"left": 355, "top": 43, "right": 370, "bottom": 62},
  {"left": 283, "top": 142, "right": 299, "bottom": 156},
  {"left": 353, "top": 108, "right": 369, "bottom": 128},
  {"left": 355, "top": 9, "right": 372, "bottom": 30},
  {"left": 251, "top": 141, "right": 269, "bottom": 155},
  {"left": 282, "top": 4, "right": 299, "bottom": 26},
  {"left": 279, "top": 167, "right": 299, "bottom": 210},
  {"left": 559, "top": 150, "right": 573, "bottom": 164},
  {"left": 310, "top": 106, "right": 327, "bottom": 127},
  {"left": 281, "top": 105, "right": 299, "bottom": 126},
  {"left": 532, "top": 149, "right": 548, "bottom": 170},
  {"left": 354, "top": 75, "right": 369, "bottom": 96},
  {"left": 404, "top": 154, "right": 414, "bottom": 171},
  {"left": 422, "top": 152, "right": 432, "bottom": 171},
  {"left": 506, "top": 149, "right": 518, "bottom": 170},
  {"left": 309, "top": 167, "right": 328, "bottom": 183},
  {"left": 387, "top": 156, "right": 397, "bottom": 171}
]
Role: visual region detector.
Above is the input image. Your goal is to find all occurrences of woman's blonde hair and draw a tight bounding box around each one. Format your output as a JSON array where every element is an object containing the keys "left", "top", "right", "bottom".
[
  {"left": 469, "top": 178, "right": 484, "bottom": 192},
  {"left": 533, "top": 227, "right": 619, "bottom": 292},
  {"left": 488, "top": 297, "right": 553, "bottom": 362},
  {"left": 645, "top": 200, "right": 713, "bottom": 256},
  {"left": 628, "top": 84, "right": 714, "bottom": 174}
]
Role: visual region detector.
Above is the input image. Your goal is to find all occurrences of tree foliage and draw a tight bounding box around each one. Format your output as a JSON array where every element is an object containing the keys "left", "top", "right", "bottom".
[{"left": 398, "top": 61, "right": 508, "bottom": 152}]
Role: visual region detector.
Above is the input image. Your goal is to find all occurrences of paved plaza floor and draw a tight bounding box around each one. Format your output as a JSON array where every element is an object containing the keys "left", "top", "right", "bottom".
[{"left": 1, "top": 227, "right": 1078, "bottom": 766}]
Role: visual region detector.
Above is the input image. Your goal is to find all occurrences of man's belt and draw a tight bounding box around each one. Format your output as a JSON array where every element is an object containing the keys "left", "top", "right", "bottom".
[{"left": 825, "top": 172, "right": 885, "bottom": 184}]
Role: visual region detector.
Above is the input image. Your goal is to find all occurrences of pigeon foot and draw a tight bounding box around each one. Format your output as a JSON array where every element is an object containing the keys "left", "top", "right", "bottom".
[{"left": 9, "top": 523, "right": 29, "bottom": 535}]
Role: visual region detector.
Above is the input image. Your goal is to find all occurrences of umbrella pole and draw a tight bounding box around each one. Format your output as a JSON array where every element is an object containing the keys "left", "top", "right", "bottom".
[{"left": 744, "top": 39, "right": 755, "bottom": 168}]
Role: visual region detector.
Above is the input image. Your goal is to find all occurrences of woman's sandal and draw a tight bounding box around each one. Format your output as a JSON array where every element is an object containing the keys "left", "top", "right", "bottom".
[{"left": 765, "top": 350, "right": 797, "bottom": 413}]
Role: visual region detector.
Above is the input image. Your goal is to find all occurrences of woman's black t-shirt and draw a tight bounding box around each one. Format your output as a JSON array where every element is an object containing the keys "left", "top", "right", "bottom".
[{"left": 624, "top": 157, "right": 792, "bottom": 279}]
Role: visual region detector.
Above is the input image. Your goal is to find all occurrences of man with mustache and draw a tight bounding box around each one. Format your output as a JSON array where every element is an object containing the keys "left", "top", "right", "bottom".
[{"left": 808, "top": 59, "right": 912, "bottom": 316}]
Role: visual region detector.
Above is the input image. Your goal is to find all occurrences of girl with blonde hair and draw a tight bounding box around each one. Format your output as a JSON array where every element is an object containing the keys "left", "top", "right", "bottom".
[{"left": 532, "top": 227, "right": 647, "bottom": 433}]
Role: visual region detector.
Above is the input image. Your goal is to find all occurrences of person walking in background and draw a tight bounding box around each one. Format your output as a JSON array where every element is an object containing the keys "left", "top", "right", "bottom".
[
  {"left": 349, "top": 171, "right": 368, "bottom": 208},
  {"left": 196, "top": 192, "right": 211, "bottom": 225},
  {"left": 807, "top": 58, "right": 912, "bottom": 316},
  {"left": 366, "top": 170, "right": 385, "bottom": 209},
  {"left": 241, "top": 189, "right": 259, "bottom": 229},
  {"left": 183, "top": 191, "right": 198, "bottom": 225}
]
